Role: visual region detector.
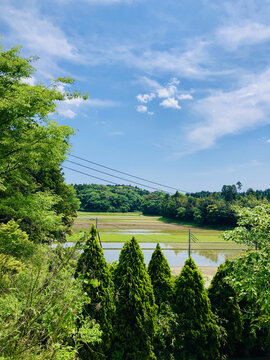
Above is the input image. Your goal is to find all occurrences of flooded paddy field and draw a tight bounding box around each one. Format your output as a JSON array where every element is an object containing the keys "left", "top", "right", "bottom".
[
  {"left": 68, "top": 212, "right": 248, "bottom": 273},
  {"left": 72, "top": 211, "right": 225, "bottom": 243}
]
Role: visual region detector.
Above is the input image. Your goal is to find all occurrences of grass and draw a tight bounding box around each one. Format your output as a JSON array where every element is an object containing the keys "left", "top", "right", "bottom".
[{"left": 69, "top": 211, "right": 241, "bottom": 244}]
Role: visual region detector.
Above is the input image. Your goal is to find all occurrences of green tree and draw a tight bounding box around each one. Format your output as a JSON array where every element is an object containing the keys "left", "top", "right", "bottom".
[
  {"left": 0, "top": 44, "right": 84, "bottom": 242},
  {"left": 112, "top": 237, "right": 157, "bottom": 360},
  {"left": 223, "top": 205, "right": 270, "bottom": 355},
  {"left": 173, "top": 257, "right": 221, "bottom": 360},
  {"left": 148, "top": 243, "right": 172, "bottom": 311},
  {"left": 208, "top": 260, "right": 243, "bottom": 357},
  {"left": 75, "top": 225, "right": 115, "bottom": 359}
]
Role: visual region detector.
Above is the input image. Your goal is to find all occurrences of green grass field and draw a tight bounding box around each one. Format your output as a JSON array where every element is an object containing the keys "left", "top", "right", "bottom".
[{"left": 70, "top": 211, "right": 240, "bottom": 245}]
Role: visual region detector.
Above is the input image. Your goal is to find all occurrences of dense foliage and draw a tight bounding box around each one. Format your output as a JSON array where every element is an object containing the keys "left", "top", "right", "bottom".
[
  {"left": 75, "top": 225, "right": 115, "bottom": 359},
  {"left": 173, "top": 257, "right": 221, "bottom": 360},
  {"left": 74, "top": 183, "right": 270, "bottom": 228},
  {"left": 148, "top": 243, "right": 173, "bottom": 311},
  {"left": 141, "top": 186, "right": 270, "bottom": 228},
  {"left": 0, "top": 45, "right": 82, "bottom": 243},
  {"left": 112, "top": 237, "right": 157, "bottom": 360},
  {"left": 208, "top": 260, "right": 243, "bottom": 357},
  {"left": 223, "top": 205, "right": 270, "bottom": 355},
  {"left": 73, "top": 184, "right": 149, "bottom": 213}
]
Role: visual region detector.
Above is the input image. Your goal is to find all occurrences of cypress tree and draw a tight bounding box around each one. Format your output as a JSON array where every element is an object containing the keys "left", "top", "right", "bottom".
[
  {"left": 173, "top": 257, "right": 221, "bottom": 360},
  {"left": 208, "top": 260, "right": 243, "bottom": 357},
  {"left": 148, "top": 243, "right": 173, "bottom": 310},
  {"left": 75, "top": 225, "right": 115, "bottom": 359},
  {"left": 111, "top": 237, "right": 157, "bottom": 360}
]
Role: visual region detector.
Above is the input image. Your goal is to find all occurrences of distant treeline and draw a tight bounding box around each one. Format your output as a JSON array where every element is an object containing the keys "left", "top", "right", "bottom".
[
  {"left": 73, "top": 183, "right": 270, "bottom": 227},
  {"left": 73, "top": 184, "right": 149, "bottom": 212}
]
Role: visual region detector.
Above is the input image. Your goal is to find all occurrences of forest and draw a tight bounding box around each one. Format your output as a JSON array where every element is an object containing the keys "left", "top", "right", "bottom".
[
  {"left": 74, "top": 183, "right": 270, "bottom": 228},
  {"left": 0, "top": 45, "right": 269, "bottom": 360}
]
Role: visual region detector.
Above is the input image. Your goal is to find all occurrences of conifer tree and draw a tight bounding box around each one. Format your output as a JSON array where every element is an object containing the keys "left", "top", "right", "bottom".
[
  {"left": 173, "top": 257, "right": 221, "bottom": 360},
  {"left": 208, "top": 260, "right": 243, "bottom": 357},
  {"left": 75, "top": 225, "right": 115, "bottom": 359},
  {"left": 148, "top": 243, "right": 172, "bottom": 310},
  {"left": 111, "top": 237, "right": 157, "bottom": 360}
]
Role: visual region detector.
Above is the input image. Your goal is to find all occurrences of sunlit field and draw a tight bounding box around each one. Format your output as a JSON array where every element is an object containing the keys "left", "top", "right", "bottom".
[{"left": 70, "top": 211, "right": 239, "bottom": 244}]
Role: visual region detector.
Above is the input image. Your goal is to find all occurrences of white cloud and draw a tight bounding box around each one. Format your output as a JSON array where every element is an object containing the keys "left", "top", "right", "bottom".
[
  {"left": 147, "top": 111, "right": 154, "bottom": 116},
  {"left": 267, "top": 139, "right": 270, "bottom": 143},
  {"left": 217, "top": 22, "right": 270, "bottom": 50},
  {"left": 21, "top": 77, "right": 36, "bottom": 86},
  {"left": 86, "top": 98, "right": 120, "bottom": 107},
  {"left": 157, "top": 85, "right": 177, "bottom": 98},
  {"left": 188, "top": 68, "right": 270, "bottom": 150},
  {"left": 136, "top": 77, "right": 191, "bottom": 113},
  {"left": 178, "top": 94, "right": 193, "bottom": 100},
  {"left": 136, "top": 105, "right": 147, "bottom": 113},
  {"left": 58, "top": 109, "right": 76, "bottom": 119},
  {"left": 136, "top": 93, "right": 156, "bottom": 103},
  {"left": 160, "top": 98, "right": 181, "bottom": 110}
]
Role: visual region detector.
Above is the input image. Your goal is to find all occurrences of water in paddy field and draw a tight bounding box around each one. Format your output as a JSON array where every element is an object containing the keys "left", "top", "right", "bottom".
[
  {"left": 57, "top": 241, "right": 245, "bottom": 267},
  {"left": 102, "top": 242, "right": 244, "bottom": 266}
]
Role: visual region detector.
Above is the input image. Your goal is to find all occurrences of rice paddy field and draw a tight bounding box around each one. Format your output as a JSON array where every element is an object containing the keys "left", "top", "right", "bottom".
[
  {"left": 71, "top": 211, "right": 241, "bottom": 246},
  {"left": 69, "top": 211, "right": 247, "bottom": 279}
]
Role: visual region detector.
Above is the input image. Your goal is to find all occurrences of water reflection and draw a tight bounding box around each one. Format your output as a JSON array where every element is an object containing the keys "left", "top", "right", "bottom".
[
  {"left": 53, "top": 242, "right": 244, "bottom": 267},
  {"left": 102, "top": 247, "right": 243, "bottom": 266}
]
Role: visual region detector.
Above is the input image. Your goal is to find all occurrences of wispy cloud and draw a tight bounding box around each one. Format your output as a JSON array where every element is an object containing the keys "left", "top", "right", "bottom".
[
  {"left": 0, "top": 6, "right": 78, "bottom": 60},
  {"left": 217, "top": 22, "right": 270, "bottom": 50},
  {"left": 57, "top": 0, "right": 139, "bottom": 4},
  {"left": 57, "top": 96, "right": 120, "bottom": 118},
  {"left": 58, "top": 108, "right": 76, "bottom": 119},
  {"left": 188, "top": 67, "right": 270, "bottom": 150}
]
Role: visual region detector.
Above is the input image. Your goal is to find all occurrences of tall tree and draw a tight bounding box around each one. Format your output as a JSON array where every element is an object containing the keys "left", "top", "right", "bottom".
[
  {"left": 0, "top": 45, "right": 83, "bottom": 242},
  {"left": 75, "top": 225, "right": 115, "bottom": 359},
  {"left": 223, "top": 205, "right": 270, "bottom": 355},
  {"left": 173, "top": 257, "right": 220, "bottom": 360},
  {"left": 148, "top": 243, "right": 172, "bottom": 311},
  {"left": 208, "top": 260, "right": 243, "bottom": 357},
  {"left": 112, "top": 237, "right": 157, "bottom": 360}
]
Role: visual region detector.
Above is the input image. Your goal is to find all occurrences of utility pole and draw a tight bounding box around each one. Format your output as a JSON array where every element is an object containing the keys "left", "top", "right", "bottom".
[
  {"left": 90, "top": 217, "right": 102, "bottom": 248},
  {"left": 188, "top": 229, "right": 191, "bottom": 258}
]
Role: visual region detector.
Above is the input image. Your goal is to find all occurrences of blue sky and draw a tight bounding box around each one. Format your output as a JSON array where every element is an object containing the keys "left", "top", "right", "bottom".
[{"left": 1, "top": 0, "right": 270, "bottom": 192}]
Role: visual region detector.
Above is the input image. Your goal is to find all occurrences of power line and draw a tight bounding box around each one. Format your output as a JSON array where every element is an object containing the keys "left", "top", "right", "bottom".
[
  {"left": 63, "top": 166, "right": 119, "bottom": 185},
  {"left": 66, "top": 159, "right": 172, "bottom": 193},
  {"left": 69, "top": 154, "right": 186, "bottom": 193},
  {"left": 63, "top": 165, "right": 172, "bottom": 193}
]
